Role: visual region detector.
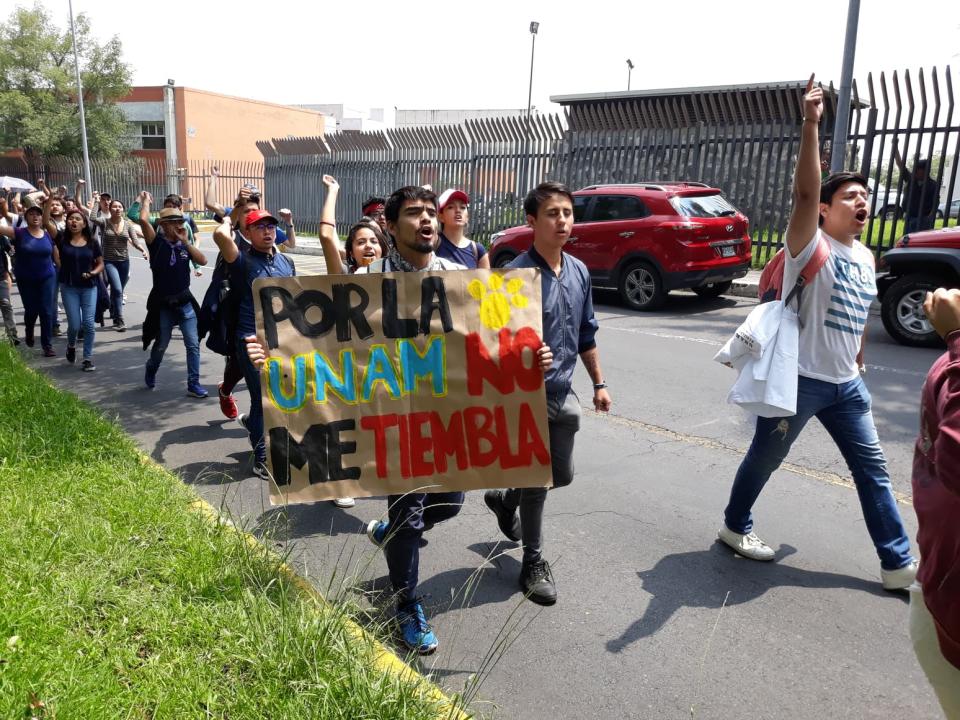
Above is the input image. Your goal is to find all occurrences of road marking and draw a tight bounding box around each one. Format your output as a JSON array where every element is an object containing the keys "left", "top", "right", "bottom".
[{"left": 586, "top": 409, "right": 914, "bottom": 507}]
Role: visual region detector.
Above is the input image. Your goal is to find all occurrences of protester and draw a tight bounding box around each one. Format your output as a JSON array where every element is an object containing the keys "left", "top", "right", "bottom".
[
  {"left": 158, "top": 194, "right": 202, "bottom": 276},
  {"left": 909, "top": 287, "right": 960, "bottom": 716},
  {"left": 51, "top": 206, "right": 103, "bottom": 370},
  {"left": 435, "top": 189, "right": 490, "bottom": 269},
  {"left": 199, "top": 180, "right": 295, "bottom": 421},
  {"left": 319, "top": 175, "right": 388, "bottom": 275},
  {"left": 246, "top": 186, "right": 478, "bottom": 654},
  {"left": 716, "top": 76, "right": 917, "bottom": 590},
  {"left": 484, "top": 181, "right": 611, "bottom": 606},
  {"left": 93, "top": 199, "right": 148, "bottom": 332},
  {"left": 136, "top": 192, "right": 208, "bottom": 398},
  {"left": 0, "top": 199, "right": 18, "bottom": 345},
  {"left": 892, "top": 139, "right": 939, "bottom": 233},
  {"left": 0, "top": 195, "right": 57, "bottom": 356},
  {"left": 361, "top": 196, "right": 387, "bottom": 233}
]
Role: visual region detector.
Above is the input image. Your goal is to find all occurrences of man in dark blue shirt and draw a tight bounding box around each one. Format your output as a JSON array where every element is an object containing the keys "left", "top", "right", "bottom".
[
  {"left": 485, "top": 181, "right": 612, "bottom": 606},
  {"left": 212, "top": 208, "right": 295, "bottom": 477},
  {"left": 137, "top": 195, "right": 208, "bottom": 398}
]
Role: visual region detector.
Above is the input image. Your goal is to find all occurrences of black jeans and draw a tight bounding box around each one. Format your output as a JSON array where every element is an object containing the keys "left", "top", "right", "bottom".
[
  {"left": 385, "top": 490, "right": 464, "bottom": 608},
  {"left": 503, "top": 389, "right": 582, "bottom": 564}
]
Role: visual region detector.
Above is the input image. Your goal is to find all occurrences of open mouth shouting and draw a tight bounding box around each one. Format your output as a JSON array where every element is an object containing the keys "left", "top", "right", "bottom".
[{"left": 854, "top": 209, "right": 868, "bottom": 223}]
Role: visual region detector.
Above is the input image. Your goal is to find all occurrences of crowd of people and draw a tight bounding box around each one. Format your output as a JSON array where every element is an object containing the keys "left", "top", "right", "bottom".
[{"left": 1, "top": 80, "right": 956, "bottom": 716}]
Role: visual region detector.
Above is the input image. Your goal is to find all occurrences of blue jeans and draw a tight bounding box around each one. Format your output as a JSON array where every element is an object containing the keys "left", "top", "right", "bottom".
[
  {"left": 237, "top": 335, "right": 265, "bottom": 462},
  {"left": 17, "top": 273, "right": 57, "bottom": 349},
  {"left": 724, "top": 375, "right": 914, "bottom": 570},
  {"left": 385, "top": 490, "right": 464, "bottom": 608},
  {"left": 104, "top": 260, "right": 130, "bottom": 322},
  {"left": 61, "top": 285, "right": 97, "bottom": 360},
  {"left": 146, "top": 302, "right": 200, "bottom": 386}
]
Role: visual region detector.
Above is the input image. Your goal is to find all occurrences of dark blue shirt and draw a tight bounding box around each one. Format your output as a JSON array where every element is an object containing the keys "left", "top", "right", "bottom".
[
  {"left": 229, "top": 248, "right": 296, "bottom": 338},
  {"left": 58, "top": 239, "right": 103, "bottom": 288},
  {"left": 12, "top": 227, "right": 56, "bottom": 282},
  {"left": 148, "top": 238, "right": 192, "bottom": 298},
  {"left": 436, "top": 233, "right": 487, "bottom": 269},
  {"left": 508, "top": 246, "right": 598, "bottom": 397}
]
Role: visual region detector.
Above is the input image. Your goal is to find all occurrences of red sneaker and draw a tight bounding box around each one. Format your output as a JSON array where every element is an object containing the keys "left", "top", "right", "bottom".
[{"left": 218, "top": 383, "right": 238, "bottom": 419}]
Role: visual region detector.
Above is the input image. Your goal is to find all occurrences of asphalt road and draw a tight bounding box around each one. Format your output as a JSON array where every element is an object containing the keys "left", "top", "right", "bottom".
[{"left": 17, "top": 248, "right": 944, "bottom": 719}]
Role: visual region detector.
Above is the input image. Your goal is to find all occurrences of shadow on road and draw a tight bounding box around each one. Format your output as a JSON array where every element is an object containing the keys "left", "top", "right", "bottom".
[{"left": 606, "top": 541, "right": 904, "bottom": 653}]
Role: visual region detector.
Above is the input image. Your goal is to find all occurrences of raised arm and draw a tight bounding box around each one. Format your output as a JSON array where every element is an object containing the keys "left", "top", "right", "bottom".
[
  {"left": 138, "top": 192, "right": 157, "bottom": 243},
  {"left": 278, "top": 208, "right": 296, "bottom": 249},
  {"left": 41, "top": 191, "right": 57, "bottom": 237},
  {"left": 205, "top": 166, "right": 226, "bottom": 217},
  {"left": 213, "top": 215, "right": 240, "bottom": 264},
  {"left": 184, "top": 239, "right": 206, "bottom": 268},
  {"left": 785, "top": 75, "right": 824, "bottom": 258},
  {"left": 319, "top": 175, "right": 346, "bottom": 274},
  {"left": 891, "top": 138, "right": 909, "bottom": 178}
]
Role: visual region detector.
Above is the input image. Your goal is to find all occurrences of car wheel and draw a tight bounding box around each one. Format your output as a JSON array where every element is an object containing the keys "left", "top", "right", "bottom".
[
  {"left": 491, "top": 251, "right": 517, "bottom": 269},
  {"left": 618, "top": 262, "right": 666, "bottom": 311},
  {"left": 880, "top": 274, "right": 945, "bottom": 347},
  {"left": 692, "top": 280, "right": 733, "bottom": 299}
]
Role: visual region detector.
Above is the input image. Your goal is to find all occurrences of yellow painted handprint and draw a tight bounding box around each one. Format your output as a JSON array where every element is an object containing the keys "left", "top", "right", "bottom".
[{"left": 468, "top": 273, "right": 530, "bottom": 330}]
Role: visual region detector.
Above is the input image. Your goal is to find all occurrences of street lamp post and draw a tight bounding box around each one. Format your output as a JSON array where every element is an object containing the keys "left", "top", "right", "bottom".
[
  {"left": 68, "top": 0, "right": 92, "bottom": 190},
  {"left": 522, "top": 21, "right": 539, "bottom": 197},
  {"left": 627, "top": 59, "right": 634, "bottom": 91}
]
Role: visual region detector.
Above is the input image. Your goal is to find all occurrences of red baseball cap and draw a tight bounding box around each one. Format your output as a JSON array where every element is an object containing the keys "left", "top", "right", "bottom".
[
  {"left": 244, "top": 209, "right": 279, "bottom": 227},
  {"left": 437, "top": 189, "right": 469, "bottom": 211}
]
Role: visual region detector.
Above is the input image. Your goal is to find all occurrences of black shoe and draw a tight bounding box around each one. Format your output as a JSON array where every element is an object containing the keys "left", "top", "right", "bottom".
[
  {"left": 115, "top": 320, "right": 126, "bottom": 332},
  {"left": 81, "top": 359, "right": 95, "bottom": 372},
  {"left": 484, "top": 490, "right": 521, "bottom": 542},
  {"left": 65, "top": 345, "right": 76, "bottom": 363},
  {"left": 519, "top": 559, "right": 557, "bottom": 606},
  {"left": 252, "top": 461, "right": 270, "bottom": 481}
]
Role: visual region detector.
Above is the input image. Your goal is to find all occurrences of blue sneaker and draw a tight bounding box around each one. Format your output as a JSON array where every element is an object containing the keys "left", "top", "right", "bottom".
[
  {"left": 187, "top": 383, "right": 208, "bottom": 398},
  {"left": 397, "top": 601, "right": 438, "bottom": 655},
  {"left": 366, "top": 519, "right": 389, "bottom": 547},
  {"left": 144, "top": 365, "right": 157, "bottom": 390}
]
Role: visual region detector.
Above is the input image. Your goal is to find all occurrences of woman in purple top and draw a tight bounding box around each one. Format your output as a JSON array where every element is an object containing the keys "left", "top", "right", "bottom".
[
  {"left": 51, "top": 208, "right": 104, "bottom": 370},
  {"left": 0, "top": 197, "right": 58, "bottom": 355}
]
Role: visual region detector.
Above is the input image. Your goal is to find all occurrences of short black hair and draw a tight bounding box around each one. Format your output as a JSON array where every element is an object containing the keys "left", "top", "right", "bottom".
[
  {"left": 163, "top": 194, "right": 183, "bottom": 208},
  {"left": 384, "top": 186, "right": 437, "bottom": 223},
  {"left": 523, "top": 182, "right": 575, "bottom": 217},
  {"left": 819, "top": 172, "right": 867, "bottom": 205},
  {"left": 362, "top": 196, "right": 386, "bottom": 211},
  {"left": 819, "top": 171, "right": 868, "bottom": 226}
]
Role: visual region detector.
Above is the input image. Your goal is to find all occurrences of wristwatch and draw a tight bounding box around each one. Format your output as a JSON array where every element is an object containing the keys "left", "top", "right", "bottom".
[{"left": 593, "top": 382, "right": 607, "bottom": 390}]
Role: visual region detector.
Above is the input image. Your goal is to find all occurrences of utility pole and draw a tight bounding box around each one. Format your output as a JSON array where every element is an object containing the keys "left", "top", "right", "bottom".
[
  {"left": 522, "top": 21, "right": 539, "bottom": 196},
  {"left": 627, "top": 59, "right": 634, "bottom": 91},
  {"left": 68, "top": 0, "right": 92, "bottom": 189},
  {"left": 831, "top": 0, "right": 860, "bottom": 172}
]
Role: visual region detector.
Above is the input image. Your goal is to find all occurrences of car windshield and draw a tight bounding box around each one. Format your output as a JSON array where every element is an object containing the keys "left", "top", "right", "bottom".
[{"left": 670, "top": 194, "right": 737, "bottom": 218}]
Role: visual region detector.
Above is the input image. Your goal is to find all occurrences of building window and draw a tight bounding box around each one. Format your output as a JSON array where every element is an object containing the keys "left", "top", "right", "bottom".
[{"left": 128, "top": 122, "right": 165, "bottom": 150}]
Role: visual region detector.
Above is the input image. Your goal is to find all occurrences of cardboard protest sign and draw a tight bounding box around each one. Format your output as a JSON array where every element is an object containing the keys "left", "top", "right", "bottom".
[{"left": 252, "top": 268, "right": 551, "bottom": 505}]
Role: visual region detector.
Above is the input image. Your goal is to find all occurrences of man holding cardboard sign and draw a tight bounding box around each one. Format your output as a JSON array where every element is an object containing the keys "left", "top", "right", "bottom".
[{"left": 246, "top": 185, "right": 555, "bottom": 655}]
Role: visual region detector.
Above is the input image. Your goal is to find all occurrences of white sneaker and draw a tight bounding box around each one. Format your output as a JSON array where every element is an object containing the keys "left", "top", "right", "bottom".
[
  {"left": 332, "top": 497, "right": 355, "bottom": 508},
  {"left": 717, "top": 525, "right": 776, "bottom": 561},
  {"left": 881, "top": 560, "right": 918, "bottom": 591}
]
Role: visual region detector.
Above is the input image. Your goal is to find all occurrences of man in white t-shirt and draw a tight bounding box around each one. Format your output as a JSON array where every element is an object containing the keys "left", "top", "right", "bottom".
[{"left": 718, "top": 75, "right": 917, "bottom": 591}]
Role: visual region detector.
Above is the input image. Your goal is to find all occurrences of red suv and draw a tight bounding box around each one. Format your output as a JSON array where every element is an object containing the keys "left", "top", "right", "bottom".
[{"left": 488, "top": 183, "right": 751, "bottom": 310}]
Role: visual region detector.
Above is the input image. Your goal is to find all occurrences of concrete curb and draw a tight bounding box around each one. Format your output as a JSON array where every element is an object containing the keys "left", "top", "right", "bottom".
[{"left": 729, "top": 279, "right": 759, "bottom": 299}]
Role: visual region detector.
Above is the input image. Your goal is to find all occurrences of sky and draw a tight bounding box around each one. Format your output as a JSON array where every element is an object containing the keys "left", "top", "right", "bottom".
[{"left": 17, "top": 0, "right": 960, "bottom": 118}]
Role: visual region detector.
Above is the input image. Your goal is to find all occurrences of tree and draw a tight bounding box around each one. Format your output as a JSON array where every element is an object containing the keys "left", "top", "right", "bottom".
[{"left": 0, "top": 3, "right": 132, "bottom": 158}]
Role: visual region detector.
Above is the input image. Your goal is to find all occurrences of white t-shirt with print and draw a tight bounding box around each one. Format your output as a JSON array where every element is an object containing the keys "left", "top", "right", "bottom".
[{"left": 784, "top": 229, "right": 876, "bottom": 383}]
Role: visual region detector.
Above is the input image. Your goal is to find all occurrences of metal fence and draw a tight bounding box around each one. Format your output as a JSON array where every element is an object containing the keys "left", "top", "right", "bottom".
[{"left": 3, "top": 65, "right": 956, "bottom": 262}]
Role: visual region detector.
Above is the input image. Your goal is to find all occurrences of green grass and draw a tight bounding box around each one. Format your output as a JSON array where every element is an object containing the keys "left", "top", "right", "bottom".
[{"left": 0, "top": 342, "right": 464, "bottom": 719}]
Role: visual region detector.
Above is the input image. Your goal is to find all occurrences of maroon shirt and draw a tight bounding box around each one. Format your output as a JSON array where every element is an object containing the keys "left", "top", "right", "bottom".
[{"left": 913, "top": 329, "right": 960, "bottom": 669}]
